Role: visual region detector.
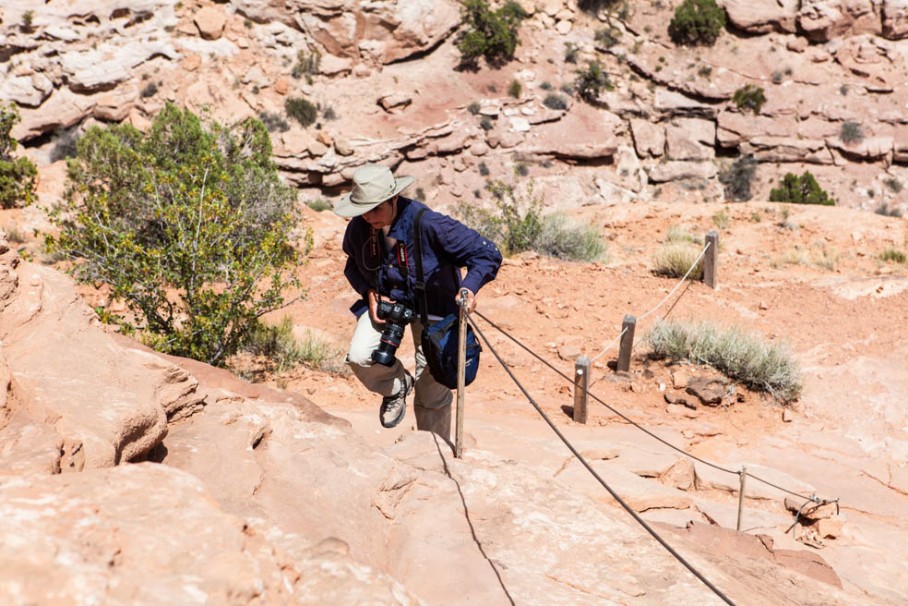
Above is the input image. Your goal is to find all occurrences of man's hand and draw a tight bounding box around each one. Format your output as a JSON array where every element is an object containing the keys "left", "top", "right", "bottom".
[
  {"left": 368, "top": 289, "right": 386, "bottom": 325},
  {"left": 458, "top": 288, "right": 476, "bottom": 314}
]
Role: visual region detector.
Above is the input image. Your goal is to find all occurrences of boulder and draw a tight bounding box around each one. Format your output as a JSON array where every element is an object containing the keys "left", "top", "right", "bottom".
[
  {"left": 291, "top": 0, "right": 461, "bottom": 65},
  {"left": 0, "top": 73, "right": 54, "bottom": 108},
  {"left": 648, "top": 161, "right": 718, "bottom": 183},
  {"left": 630, "top": 119, "right": 665, "bottom": 157},
  {"left": 718, "top": 0, "right": 799, "bottom": 34},
  {"left": 194, "top": 6, "right": 227, "bottom": 40},
  {"left": 882, "top": 0, "right": 908, "bottom": 38},
  {"left": 741, "top": 136, "right": 835, "bottom": 164},
  {"left": 797, "top": 0, "right": 881, "bottom": 42}
]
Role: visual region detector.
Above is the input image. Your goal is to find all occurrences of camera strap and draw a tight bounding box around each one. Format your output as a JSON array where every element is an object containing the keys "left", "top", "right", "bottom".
[{"left": 413, "top": 208, "right": 430, "bottom": 326}]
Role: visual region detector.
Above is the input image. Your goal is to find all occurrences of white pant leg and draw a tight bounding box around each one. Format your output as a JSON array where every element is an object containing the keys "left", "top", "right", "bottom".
[{"left": 346, "top": 312, "right": 408, "bottom": 397}]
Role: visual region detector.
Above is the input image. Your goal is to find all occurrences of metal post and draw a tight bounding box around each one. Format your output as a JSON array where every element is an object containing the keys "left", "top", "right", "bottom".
[
  {"left": 573, "top": 356, "right": 590, "bottom": 424},
  {"left": 736, "top": 464, "right": 748, "bottom": 531},
  {"left": 704, "top": 230, "right": 719, "bottom": 289},
  {"left": 455, "top": 289, "right": 468, "bottom": 459},
  {"left": 616, "top": 315, "right": 636, "bottom": 373}
]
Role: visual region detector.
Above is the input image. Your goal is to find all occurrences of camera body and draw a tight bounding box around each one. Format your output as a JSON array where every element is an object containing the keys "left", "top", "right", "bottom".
[{"left": 372, "top": 301, "right": 415, "bottom": 366}]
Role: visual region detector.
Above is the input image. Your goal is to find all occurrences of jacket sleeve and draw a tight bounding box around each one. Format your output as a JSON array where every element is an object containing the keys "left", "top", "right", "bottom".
[
  {"left": 342, "top": 222, "right": 371, "bottom": 299},
  {"left": 429, "top": 213, "right": 502, "bottom": 294}
]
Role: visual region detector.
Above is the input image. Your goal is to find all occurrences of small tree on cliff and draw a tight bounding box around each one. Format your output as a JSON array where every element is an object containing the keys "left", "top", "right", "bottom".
[
  {"left": 49, "top": 103, "right": 309, "bottom": 366},
  {"left": 668, "top": 0, "right": 726, "bottom": 47},
  {"left": 457, "top": 0, "right": 527, "bottom": 68},
  {"left": 0, "top": 103, "right": 37, "bottom": 209}
]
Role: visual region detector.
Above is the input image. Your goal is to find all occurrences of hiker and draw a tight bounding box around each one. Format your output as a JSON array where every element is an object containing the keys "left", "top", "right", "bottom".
[{"left": 335, "top": 164, "right": 502, "bottom": 439}]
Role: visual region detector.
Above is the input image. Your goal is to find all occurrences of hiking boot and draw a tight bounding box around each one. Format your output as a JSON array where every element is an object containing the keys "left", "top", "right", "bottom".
[{"left": 380, "top": 371, "right": 413, "bottom": 428}]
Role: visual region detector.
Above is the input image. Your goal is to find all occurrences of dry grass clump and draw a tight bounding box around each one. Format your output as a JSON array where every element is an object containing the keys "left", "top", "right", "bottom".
[
  {"left": 652, "top": 242, "right": 704, "bottom": 279},
  {"left": 647, "top": 320, "right": 802, "bottom": 402},
  {"left": 244, "top": 317, "right": 341, "bottom": 374}
]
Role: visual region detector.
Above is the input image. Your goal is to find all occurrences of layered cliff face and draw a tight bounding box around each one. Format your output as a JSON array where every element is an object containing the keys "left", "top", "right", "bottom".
[
  {"left": 1, "top": 1, "right": 908, "bottom": 605},
  {"left": 3, "top": 0, "right": 908, "bottom": 213}
]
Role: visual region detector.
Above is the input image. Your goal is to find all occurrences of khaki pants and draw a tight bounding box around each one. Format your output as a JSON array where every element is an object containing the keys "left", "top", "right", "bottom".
[{"left": 346, "top": 312, "right": 453, "bottom": 441}]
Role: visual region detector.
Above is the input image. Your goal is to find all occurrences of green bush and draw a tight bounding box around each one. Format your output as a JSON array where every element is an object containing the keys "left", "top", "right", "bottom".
[
  {"left": 291, "top": 50, "right": 321, "bottom": 81},
  {"left": 508, "top": 79, "right": 522, "bottom": 98},
  {"left": 245, "top": 317, "right": 338, "bottom": 374},
  {"left": 595, "top": 26, "right": 622, "bottom": 48},
  {"left": 668, "top": 0, "right": 726, "bottom": 47},
  {"left": 769, "top": 172, "right": 835, "bottom": 206},
  {"left": 840, "top": 121, "right": 864, "bottom": 145},
  {"left": 48, "top": 103, "right": 307, "bottom": 366},
  {"left": 647, "top": 320, "right": 802, "bottom": 402},
  {"left": 652, "top": 242, "right": 704, "bottom": 279},
  {"left": 575, "top": 61, "right": 612, "bottom": 103},
  {"left": 543, "top": 93, "right": 568, "bottom": 110},
  {"left": 458, "top": 180, "right": 604, "bottom": 261},
  {"left": 0, "top": 103, "right": 37, "bottom": 209},
  {"left": 285, "top": 97, "right": 318, "bottom": 127},
  {"left": 536, "top": 214, "right": 606, "bottom": 261},
  {"left": 719, "top": 155, "right": 757, "bottom": 201},
  {"left": 732, "top": 84, "right": 766, "bottom": 114},
  {"left": 880, "top": 248, "right": 907, "bottom": 264},
  {"left": 306, "top": 198, "right": 332, "bottom": 212},
  {"left": 457, "top": 0, "right": 527, "bottom": 68},
  {"left": 258, "top": 111, "right": 290, "bottom": 133}
]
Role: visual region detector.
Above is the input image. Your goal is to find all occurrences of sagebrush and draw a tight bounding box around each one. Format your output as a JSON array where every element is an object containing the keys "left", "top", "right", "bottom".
[
  {"left": 0, "top": 103, "right": 37, "bottom": 209},
  {"left": 647, "top": 320, "right": 802, "bottom": 402}
]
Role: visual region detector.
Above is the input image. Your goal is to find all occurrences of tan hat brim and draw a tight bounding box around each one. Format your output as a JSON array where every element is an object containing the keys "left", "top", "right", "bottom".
[{"left": 334, "top": 175, "right": 415, "bottom": 218}]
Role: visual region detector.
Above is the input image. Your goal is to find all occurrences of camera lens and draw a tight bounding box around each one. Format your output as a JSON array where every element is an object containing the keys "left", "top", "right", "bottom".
[{"left": 372, "top": 322, "right": 406, "bottom": 367}]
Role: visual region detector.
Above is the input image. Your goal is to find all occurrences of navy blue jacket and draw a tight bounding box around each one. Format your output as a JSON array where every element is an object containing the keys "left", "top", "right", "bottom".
[{"left": 342, "top": 197, "right": 502, "bottom": 318}]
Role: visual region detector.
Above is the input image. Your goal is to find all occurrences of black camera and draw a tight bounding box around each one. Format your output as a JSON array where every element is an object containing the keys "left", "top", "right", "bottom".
[{"left": 372, "top": 301, "right": 414, "bottom": 367}]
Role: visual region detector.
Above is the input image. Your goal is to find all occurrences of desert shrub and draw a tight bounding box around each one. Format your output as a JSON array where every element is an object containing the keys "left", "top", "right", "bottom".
[
  {"left": 258, "top": 111, "right": 290, "bottom": 133},
  {"left": 652, "top": 242, "right": 704, "bottom": 279},
  {"left": 0, "top": 103, "right": 37, "bottom": 209},
  {"left": 883, "top": 177, "right": 903, "bottom": 193},
  {"left": 245, "top": 317, "right": 338, "bottom": 374},
  {"left": 22, "top": 10, "right": 35, "bottom": 31},
  {"left": 467, "top": 101, "right": 481, "bottom": 115},
  {"left": 457, "top": 0, "right": 527, "bottom": 68},
  {"left": 508, "top": 79, "right": 522, "bottom": 98},
  {"left": 564, "top": 42, "right": 579, "bottom": 63},
  {"left": 306, "top": 198, "right": 332, "bottom": 212},
  {"left": 478, "top": 162, "right": 490, "bottom": 176},
  {"left": 712, "top": 208, "right": 731, "bottom": 230},
  {"left": 48, "top": 103, "right": 307, "bottom": 366},
  {"left": 665, "top": 225, "right": 698, "bottom": 244},
  {"left": 732, "top": 85, "right": 766, "bottom": 114},
  {"left": 719, "top": 155, "right": 757, "bottom": 201},
  {"left": 50, "top": 126, "right": 81, "bottom": 162},
  {"left": 575, "top": 61, "right": 612, "bottom": 103},
  {"left": 458, "top": 180, "right": 542, "bottom": 256},
  {"left": 668, "top": 0, "right": 726, "bottom": 47},
  {"left": 769, "top": 172, "right": 835, "bottom": 206},
  {"left": 141, "top": 82, "right": 158, "bottom": 98},
  {"left": 285, "top": 97, "right": 318, "bottom": 127},
  {"left": 875, "top": 202, "right": 903, "bottom": 218},
  {"left": 458, "top": 180, "right": 605, "bottom": 260},
  {"left": 595, "top": 26, "right": 622, "bottom": 48},
  {"left": 291, "top": 49, "right": 321, "bottom": 81},
  {"left": 536, "top": 214, "right": 606, "bottom": 261},
  {"left": 543, "top": 93, "right": 568, "bottom": 110},
  {"left": 647, "top": 320, "right": 802, "bottom": 402},
  {"left": 321, "top": 104, "right": 337, "bottom": 121},
  {"left": 880, "top": 248, "right": 907, "bottom": 264},
  {"left": 479, "top": 116, "right": 494, "bottom": 131},
  {"left": 840, "top": 121, "right": 864, "bottom": 145}
]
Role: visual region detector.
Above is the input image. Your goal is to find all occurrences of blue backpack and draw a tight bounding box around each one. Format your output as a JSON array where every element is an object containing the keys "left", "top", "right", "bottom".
[{"left": 413, "top": 209, "right": 481, "bottom": 390}]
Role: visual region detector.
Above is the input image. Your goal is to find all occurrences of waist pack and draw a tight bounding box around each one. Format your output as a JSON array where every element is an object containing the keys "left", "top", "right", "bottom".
[{"left": 421, "top": 314, "right": 481, "bottom": 390}]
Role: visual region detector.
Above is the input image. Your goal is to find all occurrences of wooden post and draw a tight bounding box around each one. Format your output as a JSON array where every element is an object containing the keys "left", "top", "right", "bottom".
[
  {"left": 455, "top": 289, "right": 468, "bottom": 458},
  {"left": 573, "top": 356, "right": 590, "bottom": 424},
  {"left": 736, "top": 465, "right": 748, "bottom": 531},
  {"left": 704, "top": 230, "right": 719, "bottom": 289},
  {"left": 616, "top": 315, "right": 636, "bottom": 372}
]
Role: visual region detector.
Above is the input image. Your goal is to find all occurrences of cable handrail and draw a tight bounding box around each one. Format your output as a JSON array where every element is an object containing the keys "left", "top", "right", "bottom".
[
  {"left": 468, "top": 314, "right": 738, "bottom": 606},
  {"left": 473, "top": 310, "right": 829, "bottom": 504}
]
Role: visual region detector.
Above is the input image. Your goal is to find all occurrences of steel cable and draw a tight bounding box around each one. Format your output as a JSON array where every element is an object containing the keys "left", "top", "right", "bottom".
[
  {"left": 473, "top": 310, "right": 826, "bottom": 503},
  {"left": 468, "top": 314, "right": 738, "bottom": 606}
]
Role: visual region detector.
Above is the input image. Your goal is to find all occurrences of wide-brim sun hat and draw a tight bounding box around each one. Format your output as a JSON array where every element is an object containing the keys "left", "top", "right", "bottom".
[{"left": 334, "top": 164, "right": 415, "bottom": 218}]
